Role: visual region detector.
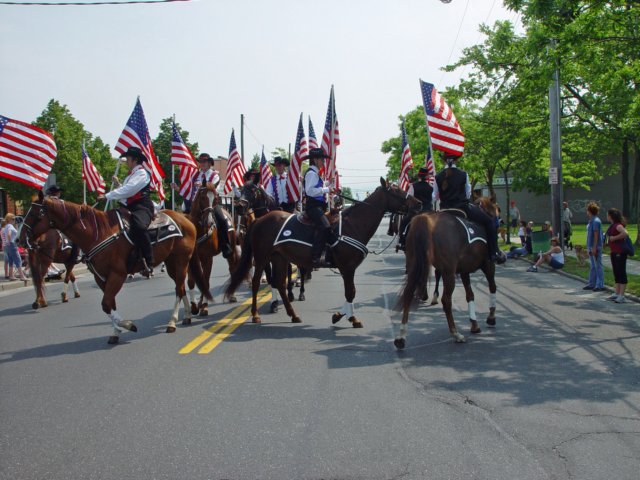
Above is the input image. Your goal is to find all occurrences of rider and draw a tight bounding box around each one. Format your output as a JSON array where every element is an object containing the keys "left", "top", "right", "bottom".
[
  {"left": 433, "top": 152, "right": 506, "bottom": 264},
  {"left": 303, "top": 147, "right": 339, "bottom": 268},
  {"left": 175, "top": 153, "right": 233, "bottom": 259},
  {"left": 397, "top": 166, "right": 433, "bottom": 250},
  {"left": 265, "top": 156, "right": 296, "bottom": 213},
  {"left": 102, "top": 146, "right": 155, "bottom": 276}
]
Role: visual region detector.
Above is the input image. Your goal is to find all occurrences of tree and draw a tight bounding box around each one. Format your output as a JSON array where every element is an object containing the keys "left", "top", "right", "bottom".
[{"left": 0, "top": 99, "right": 113, "bottom": 206}]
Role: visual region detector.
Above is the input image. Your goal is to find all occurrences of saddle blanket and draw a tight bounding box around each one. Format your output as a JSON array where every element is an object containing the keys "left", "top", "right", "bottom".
[
  {"left": 455, "top": 217, "right": 488, "bottom": 244},
  {"left": 274, "top": 214, "right": 316, "bottom": 247},
  {"left": 57, "top": 230, "right": 73, "bottom": 251},
  {"left": 117, "top": 211, "right": 183, "bottom": 246}
]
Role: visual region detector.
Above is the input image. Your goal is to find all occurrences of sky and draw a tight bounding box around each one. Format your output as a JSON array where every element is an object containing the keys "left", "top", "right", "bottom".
[{"left": 0, "top": 0, "right": 521, "bottom": 197}]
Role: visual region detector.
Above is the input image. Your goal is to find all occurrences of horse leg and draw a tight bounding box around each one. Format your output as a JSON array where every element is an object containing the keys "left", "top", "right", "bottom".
[
  {"left": 198, "top": 256, "right": 213, "bottom": 316},
  {"left": 101, "top": 274, "right": 136, "bottom": 344},
  {"left": 187, "top": 274, "right": 199, "bottom": 315},
  {"left": 332, "top": 269, "right": 362, "bottom": 328},
  {"left": 441, "top": 272, "right": 465, "bottom": 343},
  {"left": 431, "top": 270, "right": 441, "bottom": 306},
  {"left": 250, "top": 262, "right": 267, "bottom": 323},
  {"left": 166, "top": 255, "right": 190, "bottom": 333},
  {"left": 460, "top": 272, "right": 481, "bottom": 334},
  {"left": 33, "top": 263, "right": 48, "bottom": 309},
  {"left": 394, "top": 301, "right": 412, "bottom": 349},
  {"left": 286, "top": 263, "right": 295, "bottom": 302},
  {"left": 70, "top": 272, "right": 80, "bottom": 298},
  {"left": 298, "top": 266, "right": 306, "bottom": 301},
  {"left": 482, "top": 263, "right": 498, "bottom": 327},
  {"left": 272, "top": 255, "right": 301, "bottom": 323}
]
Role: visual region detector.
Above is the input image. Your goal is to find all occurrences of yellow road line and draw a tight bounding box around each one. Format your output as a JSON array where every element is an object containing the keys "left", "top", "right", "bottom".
[
  {"left": 197, "top": 289, "right": 272, "bottom": 354},
  {"left": 178, "top": 290, "right": 265, "bottom": 355}
]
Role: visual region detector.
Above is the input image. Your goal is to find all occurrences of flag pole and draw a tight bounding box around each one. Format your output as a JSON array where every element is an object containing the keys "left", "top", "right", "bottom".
[
  {"left": 82, "top": 141, "right": 87, "bottom": 204},
  {"left": 171, "top": 114, "right": 176, "bottom": 211},
  {"left": 329, "top": 85, "right": 336, "bottom": 208},
  {"left": 104, "top": 160, "right": 121, "bottom": 211},
  {"left": 420, "top": 79, "right": 435, "bottom": 167}
]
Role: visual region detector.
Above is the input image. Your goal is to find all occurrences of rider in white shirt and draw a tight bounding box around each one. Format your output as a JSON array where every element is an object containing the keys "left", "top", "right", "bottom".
[{"left": 265, "top": 156, "right": 296, "bottom": 213}]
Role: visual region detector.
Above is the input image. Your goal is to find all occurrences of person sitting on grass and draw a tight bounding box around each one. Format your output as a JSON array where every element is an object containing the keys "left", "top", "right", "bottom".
[{"left": 527, "top": 236, "right": 564, "bottom": 272}]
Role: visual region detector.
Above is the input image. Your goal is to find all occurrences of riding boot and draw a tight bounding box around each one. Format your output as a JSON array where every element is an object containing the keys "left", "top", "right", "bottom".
[
  {"left": 214, "top": 207, "right": 232, "bottom": 258},
  {"left": 311, "top": 228, "right": 329, "bottom": 268}
]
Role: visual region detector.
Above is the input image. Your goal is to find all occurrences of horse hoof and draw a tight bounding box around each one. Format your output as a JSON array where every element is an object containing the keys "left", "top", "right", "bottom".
[
  {"left": 430, "top": 298, "right": 439, "bottom": 306},
  {"left": 32, "top": 302, "right": 39, "bottom": 310},
  {"left": 229, "top": 295, "right": 237, "bottom": 303},
  {"left": 291, "top": 316, "right": 302, "bottom": 323},
  {"left": 394, "top": 338, "right": 406, "bottom": 349},
  {"left": 166, "top": 326, "right": 176, "bottom": 333},
  {"left": 332, "top": 313, "right": 345, "bottom": 324},
  {"left": 298, "top": 293, "right": 305, "bottom": 301},
  {"left": 61, "top": 293, "right": 68, "bottom": 303},
  {"left": 287, "top": 292, "right": 295, "bottom": 302},
  {"left": 486, "top": 317, "right": 496, "bottom": 327},
  {"left": 182, "top": 318, "right": 192, "bottom": 326},
  {"left": 252, "top": 316, "right": 262, "bottom": 324},
  {"left": 349, "top": 316, "right": 363, "bottom": 328},
  {"left": 454, "top": 334, "right": 466, "bottom": 343},
  {"left": 190, "top": 303, "right": 199, "bottom": 315},
  {"left": 118, "top": 320, "right": 137, "bottom": 333},
  {"left": 270, "top": 301, "right": 278, "bottom": 313},
  {"left": 74, "top": 292, "right": 81, "bottom": 298},
  {"left": 199, "top": 308, "right": 208, "bottom": 317},
  {"left": 470, "top": 323, "right": 482, "bottom": 334},
  {"left": 107, "top": 336, "right": 119, "bottom": 344}
]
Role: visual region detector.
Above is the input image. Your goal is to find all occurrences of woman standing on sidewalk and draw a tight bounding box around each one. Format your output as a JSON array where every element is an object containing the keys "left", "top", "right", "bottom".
[
  {"left": 606, "top": 208, "right": 630, "bottom": 303},
  {"left": 1, "top": 214, "right": 28, "bottom": 284},
  {"left": 584, "top": 202, "right": 605, "bottom": 292}
]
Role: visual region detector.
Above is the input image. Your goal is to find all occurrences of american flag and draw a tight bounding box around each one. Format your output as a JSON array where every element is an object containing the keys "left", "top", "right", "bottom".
[
  {"left": 308, "top": 116, "right": 319, "bottom": 150},
  {"left": 82, "top": 145, "right": 106, "bottom": 194},
  {"left": 170, "top": 122, "right": 198, "bottom": 198},
  {"left": 259, "top": 147, "right": 272, "bottom": 189},
  {"left": 0, "top": 115, "right": 57, "bottom": 189},
  {"left": 425, "top": 146, "right": 435, "bottom": 186},
  {"left": 115, "top": 98, "right": 166, "bottom": 200},
  {"left": 320, "top": 85, "right": 340, "bottom": 184},
  {"left": 285, "top": 113, "right": 308, "bottom": 202},
  {"left": 420, "top": 80, "right": 464, "bottom": 155},
  {"left": 223, "top": 129, "right": 246, "bottom": 194},
  {"left": 399, "top": 121, "right": 413, "bottom": 192}
]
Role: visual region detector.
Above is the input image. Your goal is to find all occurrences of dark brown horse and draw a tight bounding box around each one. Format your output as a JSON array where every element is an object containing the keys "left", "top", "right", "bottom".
[
  {"left": 225, "top": 178, "right": 422, "bottom": 327},
  {"left": 395, "top": 198, "right": 499, "bottom": 348},
  {"left": 20, "top": 193, "right": 210, "bottom": 344},
  {"left": 187, "top": 186, "right": 240, "bottom": 316},
  {"left": 22, "top": 229, "right": 80, "bottom": 309}
]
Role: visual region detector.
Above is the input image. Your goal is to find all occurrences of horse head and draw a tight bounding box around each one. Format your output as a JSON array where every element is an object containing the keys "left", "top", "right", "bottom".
[
  {"left": 379, "top": 177, "right": 422, "bottom": 214},
  {"left": 191, "top": 186, "right": 218, "bottom": 226},
  {"left": 236, "top": 183, "right": 274, "bottom": 217},
  {"left": 20, "top": 191, "right": 57, "bottom": 248}
]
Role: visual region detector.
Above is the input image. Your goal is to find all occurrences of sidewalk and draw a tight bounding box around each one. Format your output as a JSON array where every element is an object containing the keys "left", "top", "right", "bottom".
[{"left": 0, "top": 257, "right": 88, "bottom": 293}]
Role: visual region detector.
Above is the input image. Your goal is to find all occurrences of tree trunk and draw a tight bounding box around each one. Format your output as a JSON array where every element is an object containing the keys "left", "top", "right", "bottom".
[
  {"left": 622, "top": 138, "right": 630, "bottom": 217},
  {"left": 634, "top": 141, "right": 640, "bottom": 245}
]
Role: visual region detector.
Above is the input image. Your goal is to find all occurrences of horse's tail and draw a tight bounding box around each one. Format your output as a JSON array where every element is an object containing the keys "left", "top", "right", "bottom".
[
  {"left": 396, "top": 214, "right": 431, "bottom": 312},
  {"left": 188, "top": 247, "right": 213, "bottom": 301},
  {"left": 224, "top": 222, "right": 254, "bottom": 300}
]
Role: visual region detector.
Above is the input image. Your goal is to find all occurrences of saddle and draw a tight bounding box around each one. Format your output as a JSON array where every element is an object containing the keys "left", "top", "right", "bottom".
[
  {"left": 295, "top": 210, "right": 341, "bottom": 226},
  {"left": 57, "top": 230, "right": 74, "bottom": 251},
  {"left": 116, "top": 209, "right": 183, "bottom": 246},
  {"left": 453, "top": 216, "right": 488, "bottom": 245},
  {"left": 276, "top": 213, "right": 339, "bottom": 247}
]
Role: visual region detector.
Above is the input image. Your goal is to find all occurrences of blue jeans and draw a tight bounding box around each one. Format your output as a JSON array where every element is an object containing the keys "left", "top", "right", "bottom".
[{"left": 588, "top": 250, "right": 604, "bottom": 288}]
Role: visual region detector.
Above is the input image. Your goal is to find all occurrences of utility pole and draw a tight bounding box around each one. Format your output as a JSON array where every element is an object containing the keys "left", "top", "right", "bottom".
[{"left": 549, "top": 39, "right": 564, "bottom": 247}]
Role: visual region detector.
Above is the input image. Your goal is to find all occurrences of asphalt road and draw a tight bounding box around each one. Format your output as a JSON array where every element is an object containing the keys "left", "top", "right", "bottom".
[{"left": 1, "top": 225, "right": 639, "bottom": 480}]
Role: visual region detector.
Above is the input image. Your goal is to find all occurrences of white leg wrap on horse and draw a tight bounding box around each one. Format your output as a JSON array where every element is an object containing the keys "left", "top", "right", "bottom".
[
  {"left": 108, "top": 310, "right": 124, "bottom": 332},
  {"left": 169, "top": 296, "right": 180, "bottom": 326},
  {"left": 188, "top": 289, "right": 197, "bottom": 303},
  {"left": 182, "top": 296, "right": 191, "bottom": 318},
  {"left": 339, "top": 302, "right": 354, "bottom": 317},
  {"left": 271, "top": 287, "right": 279, "bottom": 301},
  {"left": 72, "top": 281, "right": 80, "bottom": 294},
  {"left": 489, "top": 293, "right": 497, "bottom": 309},
  {"left": 399, "top": 323, "right": 408, "bottom": 339},
  {"left": 468, "top": 301, "right": 477, "bottom": 321}
]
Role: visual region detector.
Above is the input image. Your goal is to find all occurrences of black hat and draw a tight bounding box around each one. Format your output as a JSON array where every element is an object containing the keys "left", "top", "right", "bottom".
[
  {"left": 198, "top": 153, "right": 214, "bottom": 164},
  {"left": 417, "top": 167, "right": 430, "bottom": 177},
  {"left": 45, "top": 185, "right": 62, "bottom": 195},
  {"left": 302, "top": 147, "right": 331, "bottom": 160},
  {"left": 443, "top": 151, "right": 461, "bottom": 160},
  {"left": 271, "top": 156, "right": 290, "bottom": 167},
  {"left": 120, "top": 146, "right": 147, "bottom": 163}
]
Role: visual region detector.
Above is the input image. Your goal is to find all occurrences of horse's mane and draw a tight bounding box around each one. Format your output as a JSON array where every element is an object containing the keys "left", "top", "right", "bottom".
[
  {"left": 341, "top": 186, "right": 384, "bottom": 218},
  {"left": 475, "top": 197, "right": 498, "bottom": 217},
  {"left": 46, "top": 198, "right": 114, "bottom": 240}
]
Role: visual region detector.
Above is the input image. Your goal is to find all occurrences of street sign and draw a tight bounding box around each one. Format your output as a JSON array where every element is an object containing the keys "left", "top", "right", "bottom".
[{"left": 548, "top": 167, "right": 558, "bottom": 185}]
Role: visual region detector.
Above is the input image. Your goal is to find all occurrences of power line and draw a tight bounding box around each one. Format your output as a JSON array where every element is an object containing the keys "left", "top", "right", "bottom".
[{"left": 0, "top": 0, "right": 189, "bottom": 5}]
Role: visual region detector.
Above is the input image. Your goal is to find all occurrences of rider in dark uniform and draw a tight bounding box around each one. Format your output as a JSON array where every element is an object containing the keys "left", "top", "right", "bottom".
[
  {"left": 102, "top": 146, "right": 155, "bottom": 276},
  {"left": 433, "top": 152, "right": 506, "bottom": 264},
  {"left": 397, "top": 167, "right": 434, "bottom": 250},
  {"left": 303, "top": 148, "right": 339, "bottom": 268}
]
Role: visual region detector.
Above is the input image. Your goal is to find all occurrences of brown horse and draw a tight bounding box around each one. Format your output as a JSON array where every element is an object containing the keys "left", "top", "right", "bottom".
[
  {"left": 225, "top": 178, "right": 422, "bottom": 327},
  {"left": 186, "top": 186, "right": 240, "bottom": 316},
  {"left": 20, "top": 192, "right": 210, "bottom": 344},
  {"left": 22, "top": 229, "right": 80, "bottom": 309},
  {"left": 395, "top": 198, "right": 499, "bottom": 348}
]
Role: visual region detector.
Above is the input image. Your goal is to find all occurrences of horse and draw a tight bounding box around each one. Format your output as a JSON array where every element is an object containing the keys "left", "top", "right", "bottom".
[
  {"left": 22, "top": 229, "right": 81, "bottom": 309},
  {"left": 225, "top": 178, "right": 422, "bottom": 327},
  {"left": 186, "top": 185, "right": 240, "bottom": 316},
  {"left": 20, "top": 192, "right": 211, "bottom": 344},
  {"left": 236, "top": 181, "right": 308, "bottom": 307},
  {"left": 395, "top": 198, "right": 499, "bottom": 348}
]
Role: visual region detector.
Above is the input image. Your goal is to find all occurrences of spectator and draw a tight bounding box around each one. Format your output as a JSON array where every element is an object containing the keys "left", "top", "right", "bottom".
[
  {"left": 562, "top": 201, "right": 573, "bottom": 248},
  {"left": 584, "top": 202, "right": 605, "bottom": 292},
  {"left": 1, "top": 214, "right": 28, "bottom": 283},
  {"left": 542, "top": 220, "right": 553, "bottom": 237},
  {"left": 507, "top": 221, "right": 533, "bottom": 258},
  {"left": 1, "top": 219, "right": 9, "bottom": 279},
  {"left": 605, "top": 208, "right": 630, "bottom": 303},
  {"left": 517, "top": 220, "right": 527, "bottom": 245},
  {"left": 526, "top": 237, "right": 564, "bottom": 272},
  {"left": 509, "top": 201, "right": 521, "bottom": 235}
]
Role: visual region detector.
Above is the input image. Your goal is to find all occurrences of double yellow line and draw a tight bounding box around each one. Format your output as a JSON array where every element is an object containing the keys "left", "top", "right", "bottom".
[{"left": 179, "top": 287, "right": 271, "bottom": 355}]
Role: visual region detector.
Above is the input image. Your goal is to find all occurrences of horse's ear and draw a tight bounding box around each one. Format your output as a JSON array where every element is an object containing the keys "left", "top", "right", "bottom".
[
  {"left": 380, "top": 177, "right": 386, "bottom": 188},
  {"left": 37, "top": 190, "right": 44, "bottom": 202}
]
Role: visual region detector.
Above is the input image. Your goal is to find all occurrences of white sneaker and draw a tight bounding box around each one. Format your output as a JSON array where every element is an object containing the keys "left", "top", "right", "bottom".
[
  {"left": 615, "top": 296, "right": 626, "bottom": 304},
  {"left": 607, "top": 294, "right": 618, "bottom": 301}
]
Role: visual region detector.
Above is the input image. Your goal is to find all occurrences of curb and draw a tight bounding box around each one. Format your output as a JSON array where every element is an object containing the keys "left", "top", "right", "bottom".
[
  {"left": 517, "top": 257, "right": 640, "bottom": 304},
  {"left": 0, "top": 265, "right": 89, "bottom": 293}
]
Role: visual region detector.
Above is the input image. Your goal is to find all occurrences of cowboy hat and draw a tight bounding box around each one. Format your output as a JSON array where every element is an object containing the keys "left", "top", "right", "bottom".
[
  {"left": 302, "top": 147, "right": 331, "bottom": 160},
  {"left": 119, "top": 146, "right": 147, "bottom": 163},
  {"left": 271, "top": 156, "right": 290, "bottom": 167}
]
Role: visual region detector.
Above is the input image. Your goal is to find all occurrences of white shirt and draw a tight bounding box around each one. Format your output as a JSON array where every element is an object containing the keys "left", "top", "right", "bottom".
[
  {"left": 304, "top": 166, "right": 330, "bottom": 199},
  {"left": 265, "top": 172, "right": 289, "bottom": 204},
  {"left": 431, "top": 164, "right": 471, "bottom": 204},
  {"left": 105, "top": 165, "right": 150, "bottom": 205},
  {"left": 190, "top": 168, "right": 220, "bottom": 200}
]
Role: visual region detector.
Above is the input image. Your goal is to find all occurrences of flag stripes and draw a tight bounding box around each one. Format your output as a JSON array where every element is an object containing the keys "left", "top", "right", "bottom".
[
  {"left": 82, "top": 146, "right": 106, "bottom": 194},
  {"left": 0, "top": 115, "right": 57, "bottom": 189},
  {"left": 321, "top": 86, "right": 340, "bottom": 184},
  {"left": 420, "top": 80, "right": 464, "bottom": 155},
  {"left": 285, "top": 113, "right": 308, "bottom": 202},
  {"left": 170, "top": 122, "right": 198, "bottom": 198},
  {"left": 223, "top": 129, "right": 246, "bottom": 194},
  {"left": 399, "top": 121, "right": 413, "bottom": 192},
  {"left": 259, "top": 148, "right": 273, "bottom": 189}
]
